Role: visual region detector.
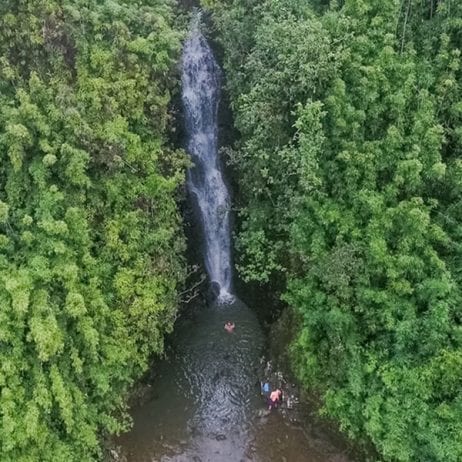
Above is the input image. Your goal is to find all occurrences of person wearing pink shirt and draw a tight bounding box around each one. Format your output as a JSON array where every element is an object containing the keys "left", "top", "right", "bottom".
[{"left": 268, "top": 388, "right": 282, "bottom": 410}]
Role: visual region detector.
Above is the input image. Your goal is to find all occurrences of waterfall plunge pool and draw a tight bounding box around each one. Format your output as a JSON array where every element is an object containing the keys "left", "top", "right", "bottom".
[{"left": 115, "top": 298, "right": 355, "bottom": 462}]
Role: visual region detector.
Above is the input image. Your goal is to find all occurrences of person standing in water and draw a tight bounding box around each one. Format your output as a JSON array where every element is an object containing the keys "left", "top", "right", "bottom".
[
  {"left": 261, "top": 381, "right": 271, "bottom": 396},
  {"left": 268, "top": 388, "right": 282, "bottom": 410}
]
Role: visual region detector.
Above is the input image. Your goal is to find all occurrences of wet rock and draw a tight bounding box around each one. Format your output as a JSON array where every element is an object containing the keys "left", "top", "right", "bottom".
[
  {"left": 257, "top": 408, "right": 270, "bottom": 418},
  {"left": 108, "top": 448, "right": 127, "bottom": 462}
]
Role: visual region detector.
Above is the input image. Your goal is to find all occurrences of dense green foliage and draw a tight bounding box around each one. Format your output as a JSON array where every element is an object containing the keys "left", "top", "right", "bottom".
[
  {"left": 0, "top": 1, "right": 186, "bottom": 460},
  {"left": 205, "top": 0, "right": 462, "bottom": 460}
]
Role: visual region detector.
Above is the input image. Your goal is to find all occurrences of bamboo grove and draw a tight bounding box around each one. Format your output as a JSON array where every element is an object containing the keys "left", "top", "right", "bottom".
[
  {"left": 0, "top": 1, "right": 186, "bottom": 460},
  {"left": 1, "top": 0, "right": 462, "bottom": 461},
  {"left": 204, "top": 0, "right": 462, "bottom": 461}
]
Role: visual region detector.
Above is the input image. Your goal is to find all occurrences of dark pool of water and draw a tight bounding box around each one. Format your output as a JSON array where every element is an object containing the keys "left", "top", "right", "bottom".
[{"left": 116, "top": 299, "right": 355, "bottom": 462}]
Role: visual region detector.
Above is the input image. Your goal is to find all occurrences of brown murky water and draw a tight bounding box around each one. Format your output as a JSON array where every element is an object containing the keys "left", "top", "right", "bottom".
[{"left": 116, "top": 299, "right": 355, "bottom": 462}]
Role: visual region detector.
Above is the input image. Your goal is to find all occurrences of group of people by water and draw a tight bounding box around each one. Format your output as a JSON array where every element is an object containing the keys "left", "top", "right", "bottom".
[{"left": 224, "top": 320, "right": 285, "bottom": 412}]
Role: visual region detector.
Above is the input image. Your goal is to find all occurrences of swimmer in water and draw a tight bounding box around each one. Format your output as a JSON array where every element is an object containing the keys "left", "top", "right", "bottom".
[{"left": 224, "top": 321, "right": 235, "bottom": 333}]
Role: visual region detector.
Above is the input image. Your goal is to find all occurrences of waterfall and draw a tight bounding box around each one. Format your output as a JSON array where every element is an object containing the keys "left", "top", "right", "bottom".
[{"left": 181, "top": 14, "right": 233, "bottom": 302}]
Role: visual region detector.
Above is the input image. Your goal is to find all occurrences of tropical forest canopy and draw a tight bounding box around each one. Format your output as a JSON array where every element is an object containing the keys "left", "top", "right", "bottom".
[
  {"left": 1, "top": 0, "right": 462, "bottom": 461},
  {"left": 0, "top": 1, "right": 186, "bottom": 461},
  {"left": 203, "top": 0, "right": 462, "bottom": 461}
]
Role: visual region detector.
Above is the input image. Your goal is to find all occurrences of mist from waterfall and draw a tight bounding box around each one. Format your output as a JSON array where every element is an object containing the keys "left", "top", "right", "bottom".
[{"left": 181, "top": 13, "right": 233, "bottom": 302}]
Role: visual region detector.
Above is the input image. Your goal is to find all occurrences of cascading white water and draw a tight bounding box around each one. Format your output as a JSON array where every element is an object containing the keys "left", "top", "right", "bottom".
[{"left": 181, "top": 14, "right": 233, "bottom": 302}]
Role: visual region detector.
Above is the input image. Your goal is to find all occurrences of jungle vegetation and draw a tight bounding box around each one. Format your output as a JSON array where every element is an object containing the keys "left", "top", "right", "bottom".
[
  {"left": 2, "top": 0, "right": 462, "bottom": 461},
  {"left": 0, "top": 1, "right": 186, "bottom": 461},
  {"left": 204, "top": 0, "right": 462, "bottom": 461}
]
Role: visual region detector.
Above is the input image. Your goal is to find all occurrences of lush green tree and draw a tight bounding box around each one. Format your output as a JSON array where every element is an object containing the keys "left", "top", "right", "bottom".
[
  {"left": 205, "top": 0, "right": 462, "bottom": 460},
  {"left": 0, "top": 1, "right": 186, "bottom": 460}
]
